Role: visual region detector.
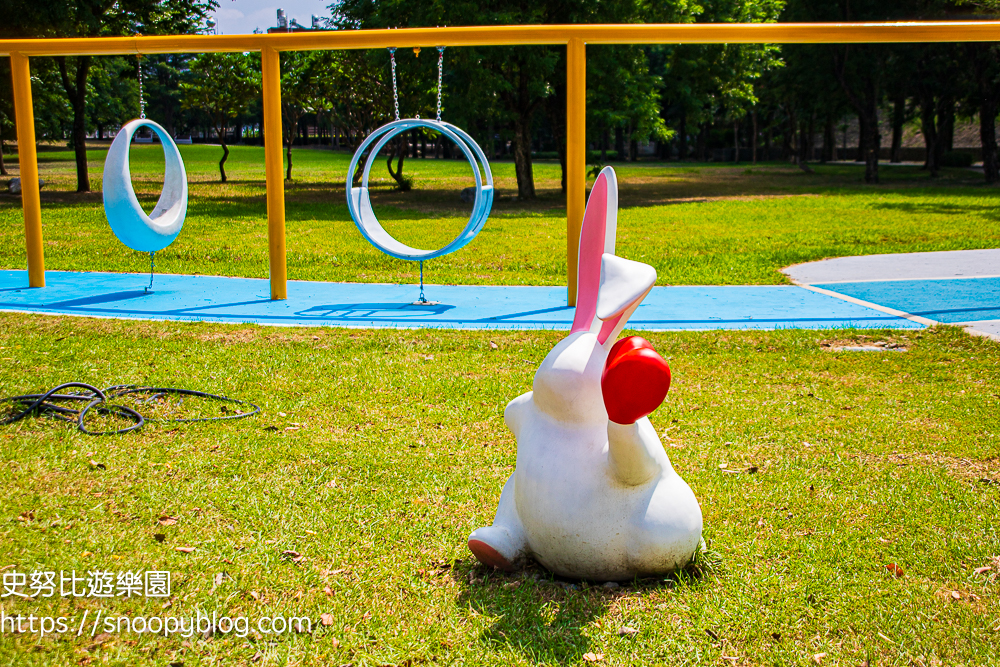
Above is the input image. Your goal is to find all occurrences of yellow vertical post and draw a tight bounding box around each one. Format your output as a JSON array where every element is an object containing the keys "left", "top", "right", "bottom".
[
  {"left": 261, "top": 45, "right": 287, "bottom": 300},
  {"left": 10, "top": 52, "right": 45, "bottom": 288},
  {"left": 565, "top": 38, "right": 586, "bottom": 306}
]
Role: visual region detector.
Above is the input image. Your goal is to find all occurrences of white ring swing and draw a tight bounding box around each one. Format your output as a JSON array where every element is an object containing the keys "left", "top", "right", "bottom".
[
  {"left": 347, "top": 118, "right": 493, "bottom": 261},
  {"left": 346, "top": 46, "right": 493, "bottom": 263},
  {"left": 103, "top": 118, "right": 188, "bottom": 254}
]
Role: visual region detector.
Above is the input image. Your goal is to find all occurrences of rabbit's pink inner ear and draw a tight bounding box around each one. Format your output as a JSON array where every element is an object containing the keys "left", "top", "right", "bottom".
[
  {"left": 597, "top": 314, "right": 622, "bottom": 345},
  {"left": 570, "top": 172, "right": 609, "bottom": 334}
]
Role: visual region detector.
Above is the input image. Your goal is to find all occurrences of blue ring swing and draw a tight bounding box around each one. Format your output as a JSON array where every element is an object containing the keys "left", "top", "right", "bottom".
[{"left": 346, "top": 47, "right": 493, "bottom": 303}]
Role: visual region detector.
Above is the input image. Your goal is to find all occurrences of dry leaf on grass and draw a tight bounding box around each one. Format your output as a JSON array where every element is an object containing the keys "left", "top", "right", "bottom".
[
  {"left": 158, "top": 516, "right": 178, "bottom": 526},
  {"left": 175, "top": 546, "right": 195, "bottom": 553},
  {"left": 813, "top": 653, "right": 827, "bottom": 664},
  {"left": 281, "top": 550, "right": 304, "bottom": 563},
  {"left": 320, "top": 613, "right": 335, "bottom": 626},
  {"left": 582, "top": 653, "right": 604, "bottom": 662},
  {"left": 323, "top": 586, "right": 334, "bottom": 596},
  {"left": 618, "top": 626, "right": 639, "bottom": 636},
  {"left": 885, "top": 563, "right": 904, "bottom": 577}
]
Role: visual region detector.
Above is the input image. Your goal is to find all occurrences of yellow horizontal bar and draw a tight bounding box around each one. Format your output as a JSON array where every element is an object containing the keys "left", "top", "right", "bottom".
[{"left": 2, "top": 21, "right": 999, "bottom": 57}]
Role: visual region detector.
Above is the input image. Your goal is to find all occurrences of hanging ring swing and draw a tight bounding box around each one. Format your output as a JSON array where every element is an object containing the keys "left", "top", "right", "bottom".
[
  {"left": 347, "top": 119, "right": 493, "bottom": 261},
  {"left": 104, "top": 118, "right": 188, "bottom": 254},
  {"left": 103, "top": 53, "right": 188, "bottom": 291},
  {"left": 346, "top": 46, "right": 493, "bottom": 263}
]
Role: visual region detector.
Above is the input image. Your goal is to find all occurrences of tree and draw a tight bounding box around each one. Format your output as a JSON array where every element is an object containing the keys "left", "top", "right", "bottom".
[
  {"left": 87, "top": 57, "right": 140, "bottom": 140},
  {"left": 331, "top": 0, "right": 665, "bottom": 199},
  {"left": 0, "top": 58, "right": 13, "bottom": 176},
  {"left": 588, "top": 45, "right": 671, "bottom": 166},
  {"left": 280, "top": 51, "right": 331, "bottom": 181},
  {"left": 957, "top": 0, "right": 1000, "bottom": 183},
  {"left": 966, "top": 42, "right": 1000, "bottom": 183},
  {"left": 181, "top": 53, "right": 260, "bottom": 182},
  {"left": 0, "top": 0, "right": 217, "bottom": 192}
]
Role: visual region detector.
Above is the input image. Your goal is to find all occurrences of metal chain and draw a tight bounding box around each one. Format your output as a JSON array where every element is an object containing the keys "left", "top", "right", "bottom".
[
  {"left": 436, "top": 46, "right": 445, "bottom": 122},
  {"left": 138, "top": 54, "right": 145, "bottom": 119},
  {"left": 388, "top": 47, "right": 399, "bottom": 121}
]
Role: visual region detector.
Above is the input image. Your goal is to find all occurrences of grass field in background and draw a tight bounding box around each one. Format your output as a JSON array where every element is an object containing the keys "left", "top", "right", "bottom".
[
  {"left": 0, "top": 314, "right": 997, "bottom": 666},
  {"left": 1, "top": 144, "right": 999, "bottom": 285},
  {"left": 1, "top": 144, "right": 997, "bottom": 666}
]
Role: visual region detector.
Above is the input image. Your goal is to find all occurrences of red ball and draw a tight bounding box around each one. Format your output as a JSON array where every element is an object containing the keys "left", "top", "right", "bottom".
[{"left": 601, "top": 336, "right": 672, "bottom": 424}]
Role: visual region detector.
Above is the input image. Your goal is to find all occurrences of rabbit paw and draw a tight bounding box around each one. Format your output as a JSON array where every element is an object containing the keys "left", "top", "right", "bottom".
[
  {"left": 601, "top": 336, "right": 671, "bottom": 424},
  {"left": 468, "top": 525, "right": 526, "bottom": 572}
]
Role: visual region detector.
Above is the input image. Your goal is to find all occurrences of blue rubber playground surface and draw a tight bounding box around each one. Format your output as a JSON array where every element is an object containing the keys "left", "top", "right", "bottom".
[
  {"left": 812, "top": 277, "right": 1000, "bottom": 324},
  {"left": 0, "top": 270, "right": 926, "bottom": 331}
]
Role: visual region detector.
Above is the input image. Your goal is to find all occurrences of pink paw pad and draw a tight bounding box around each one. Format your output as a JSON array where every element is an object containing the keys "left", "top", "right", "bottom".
[{"left": 468, "top": 539, "right": 515, "bottom": 572}]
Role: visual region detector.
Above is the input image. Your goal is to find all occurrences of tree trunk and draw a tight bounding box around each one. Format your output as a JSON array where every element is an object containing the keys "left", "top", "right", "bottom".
[
  {"left": 219, "top": 140, "right": 229, "bottom": 182},
  {"left": 752, "top": 110, "right": 758, "bottom": 164},
  {"left": 677, "top": 110, "right": 688, "bottom": 160},
  {"left": 890, "top": 94, "right": 905, "bottom": 163},
  {"left": 614, "top": 126, "right": 625, "bottom": 161},
  {"left": 980, "top": 101, "right": 999, "bottom": 184},
  {"left": 972, "top": 43, "right": 1000, "bottom": 184},
  {"left": 286, "top": 141, "right": 293, "bottom": 181},
  {"left": 544, "top": 87, "right": 567, "bottom": 194},
  {"left": 56, "top": 55, "right": 92, "bottom": 192},
  {"left": 601, "top": 127, "right": 608, "bottom": 162},
  {"left": 696, "top": 123, "right": 708, "bottom": 161},
  {"left": 386, "top": 137, "right": 409, "bottom": 190},
  {"left": 936, "top": 97, "right": 955, "bottom": 166},
  {"left": 783, "top": 104, "right": 797, "bottom": 161},
  {"left": 919, "top": 90, "right": 938, "bottom": 177},
  {"left": 512, "top": 115, "right": 535, "bottom": 199},
  {"left": 797, "top": 119, "right": 814, "bottom": 173},
  {"left": 822, "top": 116, "right": 836, "bottom": 163},
  {"left": 733, "top": 121, "right": 739, "bottom": 163},
  {"left": 833, "top": 46, "right": 880, "bottom": 182},
  {"left": 0, "top": 141, "right": 7, "bottom": 176},
  {"left": 862, "top": 103, "right": 880, "bottom": 183},
  {"left": 856, "top": 112, "right": 866, "bottom": 163}
]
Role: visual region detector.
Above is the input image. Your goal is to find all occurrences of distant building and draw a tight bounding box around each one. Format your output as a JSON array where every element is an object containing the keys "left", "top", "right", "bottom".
[{"left": 266, "top": 9, "right": 326, "bottom": 33}]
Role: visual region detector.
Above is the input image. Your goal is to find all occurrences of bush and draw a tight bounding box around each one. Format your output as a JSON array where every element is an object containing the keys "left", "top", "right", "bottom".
[{"left": 940, "top": 151, "right": 974, "bottom": 168}]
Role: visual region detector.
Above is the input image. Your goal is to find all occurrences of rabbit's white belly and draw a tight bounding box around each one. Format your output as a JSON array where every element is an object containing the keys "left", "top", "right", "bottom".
[{"left": 511, "top": 404, "right": 698, "bottom": 580}]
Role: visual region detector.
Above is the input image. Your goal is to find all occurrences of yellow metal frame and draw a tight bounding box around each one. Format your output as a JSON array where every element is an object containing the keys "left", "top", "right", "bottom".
[{"left": 4, "top": 22, "right": 999, "bottom": 302}]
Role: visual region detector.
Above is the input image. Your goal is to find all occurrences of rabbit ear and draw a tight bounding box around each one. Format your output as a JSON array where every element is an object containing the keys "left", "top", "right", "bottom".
[
  {"left": 570, "top": 167, "right": 618, "bottom": 334},
  {"left": 596, "top": 254, "right": 656, "bottom": 346}
]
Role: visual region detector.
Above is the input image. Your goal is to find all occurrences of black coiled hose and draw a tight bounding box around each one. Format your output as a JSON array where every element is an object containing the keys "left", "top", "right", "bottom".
[{"left": 0, "top": 382, "right": 260, "bottom": 435}]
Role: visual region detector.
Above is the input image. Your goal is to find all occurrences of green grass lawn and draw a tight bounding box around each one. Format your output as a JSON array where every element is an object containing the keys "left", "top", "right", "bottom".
[
  {"left": 1, "top": 144, "right": 998, "bottom": 286},
  {"left": 1, "top": 145, "right": 998, "bottom": 666},
  {"left": 0, "top": 315, "right": 997, "bottom": 666}
]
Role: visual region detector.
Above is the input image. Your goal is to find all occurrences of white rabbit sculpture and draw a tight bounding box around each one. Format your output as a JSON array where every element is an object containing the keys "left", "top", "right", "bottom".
[{"left": 468, "top": 166, "right": 703, "bottom": 581}]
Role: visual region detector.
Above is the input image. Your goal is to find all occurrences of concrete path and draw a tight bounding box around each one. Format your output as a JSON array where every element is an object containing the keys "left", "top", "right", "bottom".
[
  {"left": 783, "top": 249, "right": 1000, "bottom": 341},
  {"left": 784, "top": 248, "right": 1000, "bottom": 284},
  {"left": 0, "top": 270, "right": 920, "bottom": 332}
]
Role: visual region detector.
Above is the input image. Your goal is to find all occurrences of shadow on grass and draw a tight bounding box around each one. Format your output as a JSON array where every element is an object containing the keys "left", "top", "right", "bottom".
[
  {"left": 454, "top": 551, "right": 719, "bottom": 663},
  {"left": 869, "top": 201, "right": 1000, "bottom": 221}
]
